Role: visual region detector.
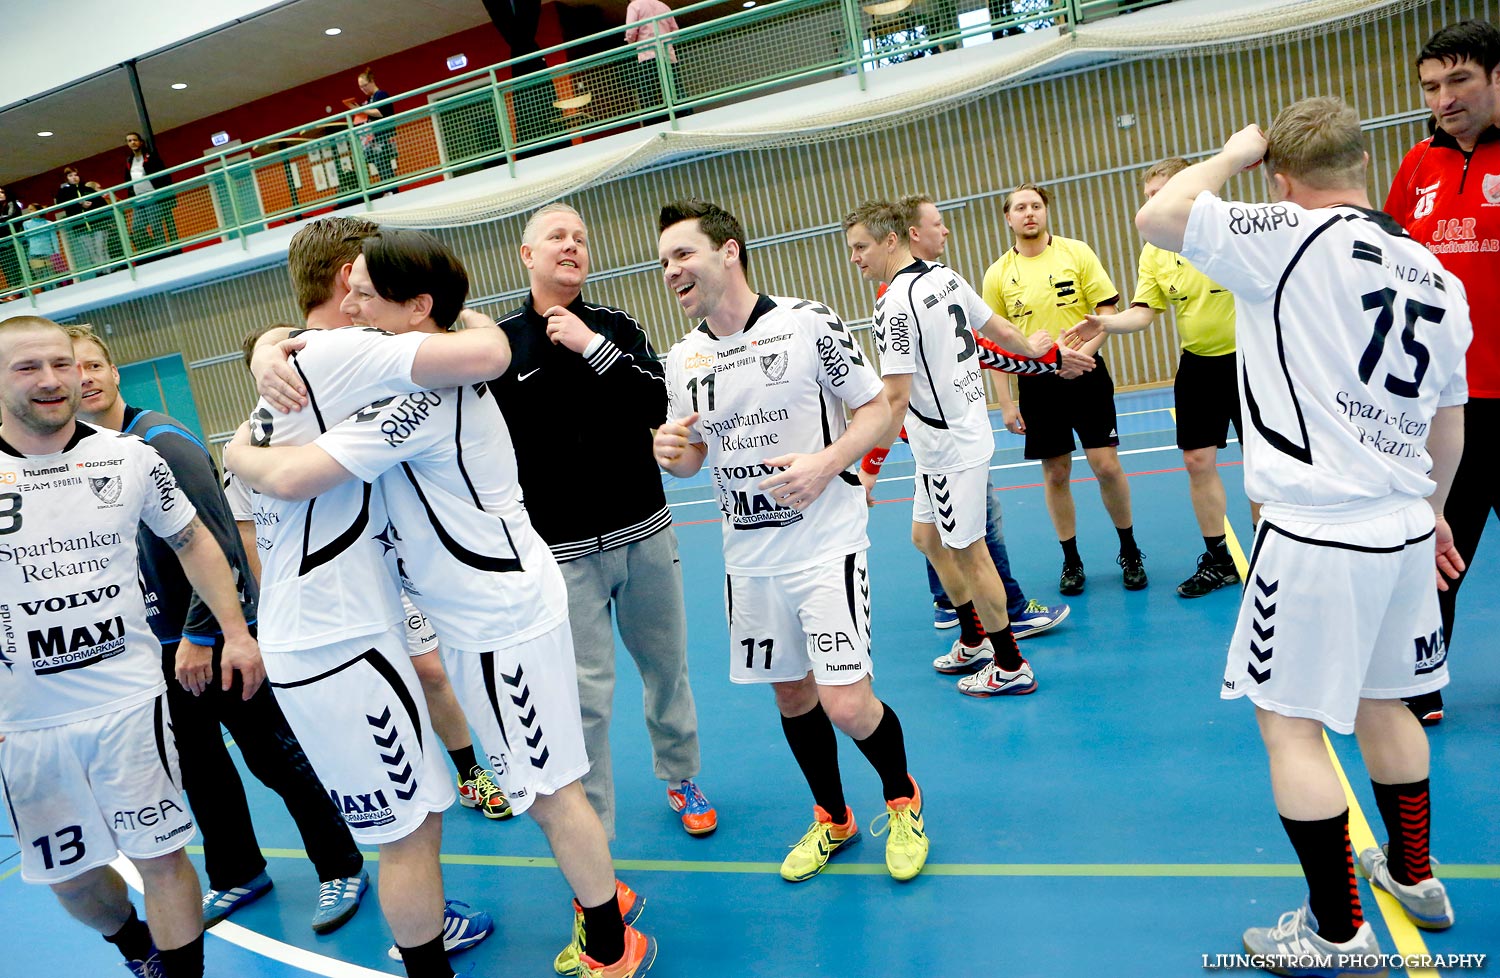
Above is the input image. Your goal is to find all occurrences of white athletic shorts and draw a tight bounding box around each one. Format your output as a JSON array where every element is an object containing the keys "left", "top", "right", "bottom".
[
  {"left": 912, "top": 462, "right": 989, "bottom": 549},
  {"left": 1221, "top": 499, "right": 1449, "bottom": 734},
  {"left": 402, "top": 594, "right": 439, "bottom": 657},
  {"left": 441, "top": 621, "right": 589, "bottom": 818},
  {"left": 264, "top": 623, "right": 454, "bottom": 844},
  {"left": 0, "top": 693, "right": 195, "bottom": 884},
  {"left": 725, "top": 551, "right": 873, "bottom": 686}
]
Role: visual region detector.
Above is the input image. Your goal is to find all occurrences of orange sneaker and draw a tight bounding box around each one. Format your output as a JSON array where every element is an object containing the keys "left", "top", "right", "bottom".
[
  {"left": 666, "top": 779, "right": 717, "bottom": 836},
  {"left": 780, "top": 805, "right": 859, "bottom": 882},
  {"left": 553, "top": 880, "right": 644, "bottom": 975},
  {"left": 576, "top": 923, "right": 657, "bottom": 978}
]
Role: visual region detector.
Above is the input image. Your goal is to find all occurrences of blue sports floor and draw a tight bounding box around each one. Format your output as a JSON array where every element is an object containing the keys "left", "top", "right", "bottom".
[{"left": 5, "top": 389, "right": 1498, "bottom": 978}]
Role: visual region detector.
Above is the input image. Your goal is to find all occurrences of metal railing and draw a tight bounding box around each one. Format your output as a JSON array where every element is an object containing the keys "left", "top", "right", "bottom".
[{"left": 0, "top": 0, "right": 1168, "bottom": 303}]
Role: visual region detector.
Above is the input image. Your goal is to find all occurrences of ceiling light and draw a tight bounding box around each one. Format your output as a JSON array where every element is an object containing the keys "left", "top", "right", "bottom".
[
  {"left": 37, "top": 130, "right": 54, "bottom": 137},
  {"left": 742, "top": 2, "right": 756, "bottom": 6},
  {"left": 171, "top": 82, "right": 188, "bottom": 90},
  {"left": 324, "top": 27, "right": 342, "bottom": 35}
]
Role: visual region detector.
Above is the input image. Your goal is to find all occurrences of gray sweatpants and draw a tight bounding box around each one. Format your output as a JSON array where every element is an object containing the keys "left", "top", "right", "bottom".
[{"left": 561, "top": 526, "right": 702, "bottom": 839}]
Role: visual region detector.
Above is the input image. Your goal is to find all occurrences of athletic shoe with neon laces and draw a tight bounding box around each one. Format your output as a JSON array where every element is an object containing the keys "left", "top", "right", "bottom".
[
  {"left": 1009, "top": 600, "right": 1070, "bottom": 640},
  {"left": 932, "top": 602, "right": 959, "bottom": 630},
  {"left": 458, "top": 766, "right": 513, "bottom": 820},
  {"left": 1059, "top": 560, "right": 1086, "bottom": 595},
  {"left": 553, "top": 879, "right": 646, "bottom": 975},
  {"left": 1358, "top": 845, "right": 1454, "bottom": 930},
  {"left": 666, "top": 779, "right": 717, "bottom": 835},
  {"left": 780, "top": 805, "right": 859, "bottom": 882},
  {"left": 576, "top": 924, "right": 657, "bottom": 978},
  {"left": 202, "top": 869, "right": 273, "bottom": 926},
  {"left": 931, "top": 636, "right": 991, "bottom": 674},
  {"left": 310, "top": 869, "right": 367, "bottom": 934},
  {"left": 386, "top": 900, "right": 494, "bottom": 960},
  {"left": 1240, "top": 905, "right": 1386, "bottom": 977},
  {"left": 1118, "top": 550, "right": 1148, "bottom": 590},
  {"left": 956, "top": 659, "right": 1036, "bottom": 697},
  {"left": 1176, "top": 551, "right": 1239, "bottom": 598},
  {"left": 123, "top": 950, "right": 164, "bottom": 977},
  {"left": 870, "top": 778, "right": 928, "bottom": 881}
]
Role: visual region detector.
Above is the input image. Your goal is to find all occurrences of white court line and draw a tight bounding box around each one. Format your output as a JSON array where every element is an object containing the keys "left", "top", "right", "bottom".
[
  {"left": 666, "top": 440, "right": 1241, "bottom": 509},
  {"left": 110, "top": 856, "right": 387, "bottom": 978}
]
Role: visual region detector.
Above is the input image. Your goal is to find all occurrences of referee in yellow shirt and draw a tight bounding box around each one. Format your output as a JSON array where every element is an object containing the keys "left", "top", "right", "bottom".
[
  {"left": 1064, "top": 158, "right": 1247, "bottom": 598},
  {"left": 984, "top": 183, "right": 1146, "bottom": 595}
]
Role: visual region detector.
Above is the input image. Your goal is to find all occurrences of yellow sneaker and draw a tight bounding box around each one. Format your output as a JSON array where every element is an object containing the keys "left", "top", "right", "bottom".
[
  {"left": 457, "top": 767, "right": 513, "bottom": 820},
  {"left": 553, "top": 880, "right": 644, "bottom": 975},
  {"left": 871, "top": 777, "right": 928, "bottom": 881},
  {"left": 779, "top": 805, "right": 859, "bottom": 882}
]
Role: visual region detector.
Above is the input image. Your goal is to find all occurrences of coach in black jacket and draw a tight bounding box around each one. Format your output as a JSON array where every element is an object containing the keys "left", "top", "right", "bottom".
[
  {"left": 123, "top": 131, "right": 177, "bottom": 254},
  {"left": 489, "top": 202, "right": 714, "bottom": 840}
]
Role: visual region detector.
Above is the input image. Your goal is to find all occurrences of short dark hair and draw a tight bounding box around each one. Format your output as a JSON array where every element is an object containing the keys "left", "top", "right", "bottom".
[
  {"left": 1417, "top": 20, "right": 1500, "bottom": 75},
  {"left": 658, "top": 199, "right": 749, "bottom": 271},
  {"left": 241, "top": 324, "right": 282, "bottom": 369},
  {"left": 841, "top": 199, "right": 903, "bottom": 241},
  {"left": 361, "top": 229, "right": 470, "bottom": 330}
]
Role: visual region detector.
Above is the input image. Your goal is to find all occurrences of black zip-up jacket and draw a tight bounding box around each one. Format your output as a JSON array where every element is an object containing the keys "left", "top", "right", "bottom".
[{"left": 489, "top": 294, "right": 672, "bottom": 561}]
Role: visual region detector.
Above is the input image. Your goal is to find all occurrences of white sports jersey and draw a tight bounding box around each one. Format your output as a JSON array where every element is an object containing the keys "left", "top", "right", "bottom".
[
  {"left": 316, "top": 382, "right": 567, "bottom": 652},
  {"left": 875, "top": 260, "right": 998, "bottom": 471},
  {"left": 0, "top": 424, "right": 194, "bottom": 731},
  {"left": 664, "top": 294, "right": 883, "bottom": 576},
  {"left": 1182, "top": 192, "right": 1471, "bottom": 520},
  {"left": 222, "top": 471, "right": 253, "bottom": 521},
  {"left": 249, "top": 326, "right": 430, "bottom": 653}
]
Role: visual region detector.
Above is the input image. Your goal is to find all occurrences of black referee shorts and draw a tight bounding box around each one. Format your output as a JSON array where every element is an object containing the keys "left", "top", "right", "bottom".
[
  {"left": 1174, "top": 350, "right": 1242, "bottom": 451},
  {"left": 1017, "top": 353, "right": 1120, "bottom": 461}
]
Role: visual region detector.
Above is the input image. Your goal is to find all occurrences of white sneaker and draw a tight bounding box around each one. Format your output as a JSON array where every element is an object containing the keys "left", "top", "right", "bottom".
[
  {"left": 1358, "top": 846, "right": 1453, "bottom": 929},
  {"left": 932, "top": 636, "right": 991, "bottom": 674},
  {"left": 956, "top": 659, "right": 1036, "bottom": 697},
  {"left": 1240, "top": 905, "right": 1386, "bottom": 977}
]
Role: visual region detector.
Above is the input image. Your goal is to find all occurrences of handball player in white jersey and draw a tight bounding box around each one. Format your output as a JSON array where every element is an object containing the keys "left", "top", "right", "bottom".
[
  {"left": 227, "top": 228, "right": 654, "bottom": 978},
  {"left": 1137, "top": 98, "right": 1470, "bottom": 972},
  {"left": 0, "top": 315, "right": 262, "bottom": 978},
  {"left": 653, "top": 199, "right": 930, "bottom": 885},
  {"left": 227, "top": 217, "right": 510, "bottom": 978}
]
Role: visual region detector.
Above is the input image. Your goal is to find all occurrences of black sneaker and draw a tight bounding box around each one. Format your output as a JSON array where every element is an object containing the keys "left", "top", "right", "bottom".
[
  {"left": 1118, "top": 551, "right": 1148, "bottom": 590},
  {"left": 1059, "top": 560, "right": 1086, "bottom": 596},
  {"left": 1176, "top": 552, "right": 1240, "bottom": 598},
  {"left": 1403, "top": 690, "right": 1444, "bottom": 727}
]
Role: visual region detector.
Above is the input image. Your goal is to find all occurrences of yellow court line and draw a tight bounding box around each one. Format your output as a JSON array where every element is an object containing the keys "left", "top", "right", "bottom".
[
  {"left": 188, "top": 846, "right": 1500, "bottom": 879},
  {"left": 1176, "top": 406, "right": 1437, "bottom": 977}
]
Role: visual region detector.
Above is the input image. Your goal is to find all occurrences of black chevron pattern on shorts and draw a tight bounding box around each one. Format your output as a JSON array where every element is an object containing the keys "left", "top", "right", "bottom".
[
  {"left": 367, "top": 706, "right": 419, "bottom": 800},
  {"left": 932, "top": 475, "right": 956, "bottom": 533},
  {"left": 1246, "top": 575, "right": 1278, "bottom": 685},
  {"left": 502, "top": 665, "right": 550, "bottom": 770}
]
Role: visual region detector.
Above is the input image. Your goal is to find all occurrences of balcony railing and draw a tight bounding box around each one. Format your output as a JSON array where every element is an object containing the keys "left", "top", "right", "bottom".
[{"left": 0, "top": 0, "right": 1167, "bottom": 303}]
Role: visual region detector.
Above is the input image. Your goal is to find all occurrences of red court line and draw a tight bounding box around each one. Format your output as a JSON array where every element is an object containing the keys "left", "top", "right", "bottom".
[{"left": 670, "top": 460, "right": 1243, "bottom": 528}]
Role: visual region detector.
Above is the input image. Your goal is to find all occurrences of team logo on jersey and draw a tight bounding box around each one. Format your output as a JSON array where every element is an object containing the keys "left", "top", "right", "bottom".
[
  {"left": 1413, "top": 628, "right": 1446, "bottom": 675},
  {"left": 1484, "top": 173, "right": 1500, "bottom": 205},
  {"left": 88, "top": 475, "right": 122, "bottom": 506},
  {"left": 1412, "top": 181, "right": 1439, "bottom": 220},
  {"left": 685, "top": 352, "right": 713, "bottom": 371},
  {"left": 759, "top": 352, "right": 789, "bottom": 383},
  {"left": 0, "top": 469, "right": 18, "bottom": 484}
]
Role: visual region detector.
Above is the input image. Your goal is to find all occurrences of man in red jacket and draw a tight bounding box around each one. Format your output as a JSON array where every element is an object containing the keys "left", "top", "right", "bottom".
[{"left": 1384, "top": 19, "right": 1499, "bottom": 726}]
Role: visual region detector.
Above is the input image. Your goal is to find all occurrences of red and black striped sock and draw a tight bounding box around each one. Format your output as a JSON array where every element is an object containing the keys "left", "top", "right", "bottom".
[
  {"left": 988, "top": 624, "right": 1023, "bottom": 671},
  {"left": 955, "top": 601, "right": 987, "bottom": 648},
  {"left": 1372, "top": 778, "right": 1432, "bottom": 885},
  {"left": 1280, "top": 811, "right": 1363, "bottom": 944}
]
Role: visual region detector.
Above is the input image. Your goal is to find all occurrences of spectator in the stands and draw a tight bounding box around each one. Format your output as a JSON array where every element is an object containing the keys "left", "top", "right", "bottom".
[
  {"left": 0, "top": 187, "right": 24, "bottom": 294},
  {"left": 55, "top": 167, "right": 108, "bottom": 276},
  {"left": 21, "top": 205, "right": 62, "bottom": 290},
  {"left": 83, "top": 181, "right": 124, "bottom": 266},
  {"left": 354, "top": 67, "right": 399, "bottom": 186},
  {"left": 625, "top": 0, "right": 688, "bottom": 118},
  {"left": 123, "top": 131, "right": 177, "bottom": 255}
]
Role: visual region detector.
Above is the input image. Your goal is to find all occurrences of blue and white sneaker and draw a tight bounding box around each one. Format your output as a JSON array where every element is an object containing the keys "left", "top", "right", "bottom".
[
  {"left": 1009, "top": 600, "right": 1070, "bottom": 641},
  {"left": 203, "top": 869, "right": 274, "bottom": 927},
  {"left": 1240, "top": 904, "right": 1385, "bottom": 976},
  {"left": 387, "top": 900, "right": 495, "bottom": 960},
  {"left": 310, "top": 869, "right": 368, "bottom": 934},
  {"left": 932, "top": 602, "right": 959, "bottom": 630}
]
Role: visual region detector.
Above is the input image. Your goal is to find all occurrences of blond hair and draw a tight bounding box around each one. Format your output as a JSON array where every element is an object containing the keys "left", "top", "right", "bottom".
[{"left": 1265, "top": 96, "right": 1366, "bottom": 191}]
